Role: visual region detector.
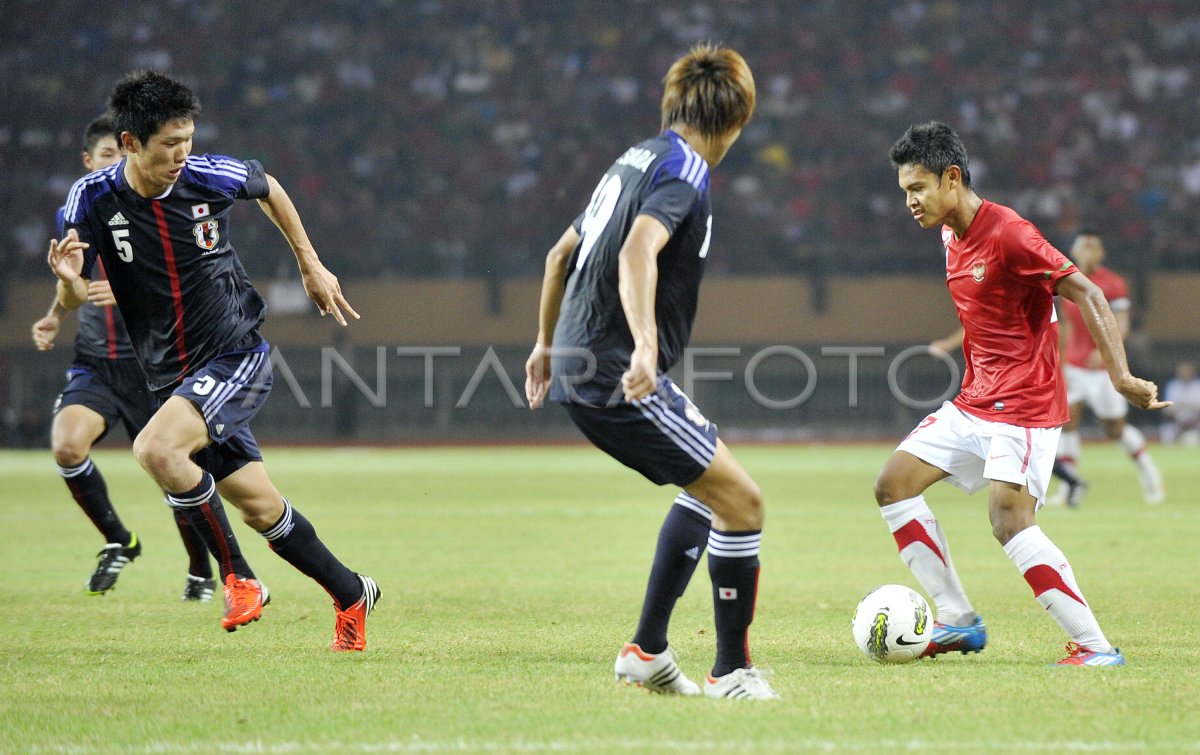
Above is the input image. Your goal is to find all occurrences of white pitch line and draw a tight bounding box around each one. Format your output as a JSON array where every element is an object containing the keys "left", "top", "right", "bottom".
[{"left": 25, "top": 738, "right": 1200, "bottom": 754}]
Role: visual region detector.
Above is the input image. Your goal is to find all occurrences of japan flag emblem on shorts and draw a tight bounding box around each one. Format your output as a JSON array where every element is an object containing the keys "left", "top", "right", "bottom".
[
  {"left": 193, "top": 220, "right": 220, "bottom": 251},
  {"left": 971, "top": 260, "right": 986, "bottom": 283}
]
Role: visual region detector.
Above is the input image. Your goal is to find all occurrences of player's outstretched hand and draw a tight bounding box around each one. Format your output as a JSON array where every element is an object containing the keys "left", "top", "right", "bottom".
[
  {"left": 47, "top": 229, "right": 87, "bottom": 282},
  {"left": 525, "top": 343, "right": 552, "bottom": 410},
  {"left": 302, "top": 262, "right": 359, "bottom": 326},
  {"left": 31, "top": 315, "right": 61, "bottom": 351},
  {"left": 1115, "top": 374, "right": 1172, "bottom": 411},
  {"left": 87, "top": 280, "right": 117, "bottom": 307},
  {"left": 621, "top": 345, "right": 658, "bottom": 403}
]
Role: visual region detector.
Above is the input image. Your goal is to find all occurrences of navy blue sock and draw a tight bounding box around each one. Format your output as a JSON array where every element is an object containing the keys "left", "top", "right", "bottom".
[
  {"left": 1052, "top": 459, "right": 1082, "bottom": 487},
  {"left": 59, "top": 458, "right": 131, "bottom": 545},
  {"left": 166, "top": 472, "right": 255, "bottom": 581},
  {"left": 262, "top": 499, "right": 361, "bottom": 609},
  {"left": 173, "top": 507, "right": 213, "bottom": 579},
  {"left": 707, "top": 529, "right": 762, "bottom": 677},
  {"left": 631, "top": 494, "right": 712, "bottom": 654}
]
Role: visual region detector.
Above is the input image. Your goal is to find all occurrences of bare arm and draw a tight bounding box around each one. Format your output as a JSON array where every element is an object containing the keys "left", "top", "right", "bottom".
[
  {"left": 1056, "top": 272, "right": 1169, "bottom": 410},
  {"left": 930, "top": 327, "right": 964, "bottom": 354},
  {"left": 31, "top": 296, "right": 67, "bottom": 351},
  {"left": 617, "top": 215, "right": 671, "bottom": 402},
  {"left": 1114, "top": 308, "right": 1131, "bottom": 339},
  {"left": 534, "top": 226, "right": 580, "bottom": 347},
  {"left": 257, "top": 174, "right": 358, "bottom": 326},
  {"left": 524, "top": 226, "right": 580, "bottom": 409}
]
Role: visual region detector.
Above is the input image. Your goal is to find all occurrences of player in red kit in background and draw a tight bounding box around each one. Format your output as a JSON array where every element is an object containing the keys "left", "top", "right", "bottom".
[
  {"left": 1053, "top": 231, "right": 1164, "bottom": 506},
  {"left": 875, "top": 122, "right": 1169, "bottom": 667}
]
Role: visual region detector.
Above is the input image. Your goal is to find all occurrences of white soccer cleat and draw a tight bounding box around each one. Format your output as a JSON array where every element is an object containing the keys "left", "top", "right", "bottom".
[
  {"left": 613, "top": 642, "right": 700, "bottom": 695},
  {"left": 703, "top": 667, "right": 780, "bottom": 700},
  {"left": 1139, "top": 463, "right": 1165, "bottom": 504},
  {"left": 1046, "top": 482, "right": 1068, "bottom": 507}
]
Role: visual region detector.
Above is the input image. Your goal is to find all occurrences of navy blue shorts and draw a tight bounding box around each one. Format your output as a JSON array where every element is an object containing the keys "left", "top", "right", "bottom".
[
  {"left": 54, "top": 356, "right": 155, "bottom": 442},
  {"left": 167, "top": 334, "right": 272, "bottom": 482},
  {"left": 563, "top": 376, "right": 719, "bottom": 486}
]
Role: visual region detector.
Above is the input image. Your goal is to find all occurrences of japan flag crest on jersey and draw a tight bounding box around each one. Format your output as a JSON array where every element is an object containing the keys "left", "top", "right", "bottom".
[{"left": 193, "top": 220, "right": 219, "bottom": 251}]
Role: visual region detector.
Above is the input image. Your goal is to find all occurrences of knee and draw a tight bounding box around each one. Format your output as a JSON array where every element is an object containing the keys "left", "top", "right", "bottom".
[
  {"left": 132, "top": 430, "right": 178, "bottom": 479},
  {"left": 711, "top": 479, "right": 764, "bottom": 530},
  {"left": 741, "top": 480, "right": 764, "bottom": 528},
  {"left": 52, "top": 437, "right": 90, "bottom": 468},
  {"left": 989, "top": 508, "right": 1026, "bottom": 545},
  {"left": 873, "top": 473, "right": 905, "bottom": 507}
]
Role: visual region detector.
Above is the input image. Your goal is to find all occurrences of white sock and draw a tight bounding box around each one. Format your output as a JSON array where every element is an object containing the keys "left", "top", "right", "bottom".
[
  {"left": 879, "top": 496, "right": 976, "bottom": 626},
  {"left": 1118, "top": 424, "right": 1157, "bottom": 474},
  {"left": 1118, "top": 424, "right": 1145, "bottom": 457},
  {"left": 1003, "top": 526, "right": 1112, "bottom": 652},
  {"left": 1057, "top": 430, "right": 1082, "bottom": 474}
]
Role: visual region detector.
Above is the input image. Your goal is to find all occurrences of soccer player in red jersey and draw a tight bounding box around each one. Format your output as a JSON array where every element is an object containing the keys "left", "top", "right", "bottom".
[
  {"left": 1055, "top": 231, "right": 1164, "bottom": 505},
  {"left": 875, "top": 122, "right": 1169, "bottom": 666}
]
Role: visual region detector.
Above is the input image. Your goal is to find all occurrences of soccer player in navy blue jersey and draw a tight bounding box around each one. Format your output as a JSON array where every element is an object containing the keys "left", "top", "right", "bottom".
[
  {"left": 33, "top": 115, "right": 224, "bottom": 601},
  {"left": 48, "top": 70, "right": 378, "bottom": 650},
  {"left": 525, "top": 44, "right": 778, "bottom": 699}
]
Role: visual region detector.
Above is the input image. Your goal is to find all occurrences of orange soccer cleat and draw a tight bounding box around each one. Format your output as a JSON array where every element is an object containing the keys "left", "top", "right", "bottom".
[
  {"left": 221, "top": 574, "right": 268, "bottom": 632},
  {"left": 330, "top": 575, "right": 380, "bottom": 652}
]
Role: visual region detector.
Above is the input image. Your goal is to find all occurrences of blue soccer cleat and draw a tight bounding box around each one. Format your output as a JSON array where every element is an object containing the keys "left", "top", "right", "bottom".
[
  {"left": 921, "top": 616, "right": 987, "bottom": 658},
  {"left": 1054, "top": 642, "right": 1126, "bottom": 667}
]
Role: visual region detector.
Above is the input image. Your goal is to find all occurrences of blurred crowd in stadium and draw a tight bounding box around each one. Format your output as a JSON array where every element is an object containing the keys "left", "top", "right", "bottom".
[{"left": 2, "top": 0, "right": 1199, "bottom": 288}]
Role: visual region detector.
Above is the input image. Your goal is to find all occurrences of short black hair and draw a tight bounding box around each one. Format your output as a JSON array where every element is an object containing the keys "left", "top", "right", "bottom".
[
  {"left": 107, "top": 69, "right": 200, "bottom": 146},
  {"left": 1075, "top": 228, "right": 1101, "bottom": 238},
  {"left": 889, "top": 121, "right": 972, "bottom": 187},
  {"left": 83, "top": 115, "right": 116, "bottom": 153}
]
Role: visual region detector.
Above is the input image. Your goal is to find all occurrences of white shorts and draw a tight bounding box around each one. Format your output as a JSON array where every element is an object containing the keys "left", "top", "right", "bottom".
[
  {"left": 1065, "top": 365, "right": 1128, "bottom": 420},
  {"left": 897, "top": 401, "right": 1061, "bottom": 509}
]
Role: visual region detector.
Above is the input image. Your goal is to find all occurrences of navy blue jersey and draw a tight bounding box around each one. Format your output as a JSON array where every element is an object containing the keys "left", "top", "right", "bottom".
[
  {"left": 55, "top": 207, "right": 135, "bottom": 361},
  {"left": 63, "top": 155, "right": 270, "bottom": 392},
  {"left": 549, "top": 130, "right": 712, "bottom": 403}
]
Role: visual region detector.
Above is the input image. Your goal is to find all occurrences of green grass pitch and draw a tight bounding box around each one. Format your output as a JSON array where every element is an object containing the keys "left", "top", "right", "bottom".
[{"left": 1, "top": 443, "right": 1198, "bottom": 752}]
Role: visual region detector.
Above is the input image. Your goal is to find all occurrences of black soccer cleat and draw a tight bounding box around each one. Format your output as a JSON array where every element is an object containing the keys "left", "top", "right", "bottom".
[
  {"left": 86, "top": 533, "right": 142, "bottom": 595},
  {"left": 181, "top": 575, "right": 217, "bottom": 602}
]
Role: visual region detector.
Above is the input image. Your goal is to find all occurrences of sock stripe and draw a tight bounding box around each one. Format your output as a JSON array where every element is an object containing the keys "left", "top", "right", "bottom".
[
  {"left": 57, "top": 459, "right": 95, "bottom": 478},
  {"left": 674, "top": 492, "right": 713, "bottom": 521},
  {"left": 1023, "top": 564, "right": 1088, "bottom": 607},
  {"left": 167, "top": 477, "right": 217, "bottom": 508},
  {"left": 708, "top": 531, "right": 761, "bottom": 558},
  {"left": 892, "top": 519, "right": 947, "bottom": 566},
  {"left": 261, "top": 499, "right": 295, "bottom": 542},
  {"left": 198, "top": 500, "right": 235, "bottom": 577}
]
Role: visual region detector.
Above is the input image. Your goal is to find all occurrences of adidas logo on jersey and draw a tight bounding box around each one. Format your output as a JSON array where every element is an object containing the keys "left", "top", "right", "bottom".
[
  {"left": 107, "top": 212, "right": 129, "bottom": 226},
  {"left": 684, "top": 546, "right": 700, "bottom": 561}
]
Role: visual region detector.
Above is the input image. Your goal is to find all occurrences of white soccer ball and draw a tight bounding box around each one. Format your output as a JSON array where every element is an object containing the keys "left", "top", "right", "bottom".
[{"left": 851, "top": 584, "right": 932, "bottom": 664}]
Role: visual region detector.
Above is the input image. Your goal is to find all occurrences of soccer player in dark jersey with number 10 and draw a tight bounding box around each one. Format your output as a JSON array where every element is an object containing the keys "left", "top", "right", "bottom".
[
  {"left": 526, "top": 44, "right": 777, "bottom": 700},
  {"left": 48, "top": 70, "right": 378, "bottom": 650}
]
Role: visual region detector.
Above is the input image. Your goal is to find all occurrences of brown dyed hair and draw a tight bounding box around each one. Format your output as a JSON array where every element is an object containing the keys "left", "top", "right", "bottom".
[{"left": 660, "top": 43, "right": 756, "bottom": 138}]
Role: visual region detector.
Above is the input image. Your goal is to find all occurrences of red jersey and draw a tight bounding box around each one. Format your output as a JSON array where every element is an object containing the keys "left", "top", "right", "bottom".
[
  {"left": 1061, "top": 266, "right": 1129, "bottom": 368},
  {"left": 941, "top": 201, "right": 1078, "bottom": 427}
]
